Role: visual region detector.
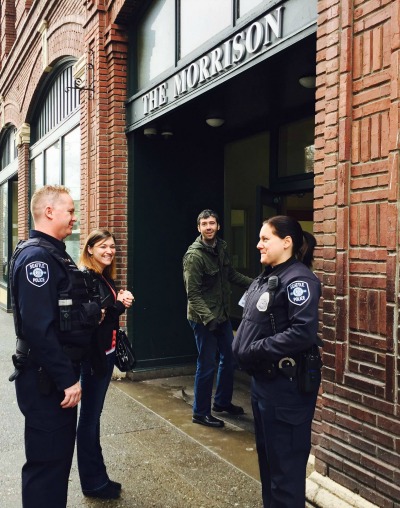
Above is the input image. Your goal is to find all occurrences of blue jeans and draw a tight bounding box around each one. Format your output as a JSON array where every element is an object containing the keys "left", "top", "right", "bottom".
[
  {"left": 189, "top": 320, "right": 234, "bottom": 416},
  {"left": 76, "top": 352, "right": 115, "bottom": 492}
]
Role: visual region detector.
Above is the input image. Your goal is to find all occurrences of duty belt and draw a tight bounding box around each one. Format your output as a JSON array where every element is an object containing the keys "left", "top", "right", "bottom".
[{"left": 251, "top": 355, "right": 299, "bottom": 381}]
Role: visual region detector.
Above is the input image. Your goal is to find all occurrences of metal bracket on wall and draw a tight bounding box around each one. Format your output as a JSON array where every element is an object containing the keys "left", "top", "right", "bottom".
[{"left": 65, "top": 49, "right": 95, "bottom": 99}]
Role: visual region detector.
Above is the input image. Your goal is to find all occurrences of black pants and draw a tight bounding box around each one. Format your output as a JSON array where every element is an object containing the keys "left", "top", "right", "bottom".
[
  {"left": 15, "top": 365, "right": 78, "bottom": 508},
  {"left": 251, "top": 373, "right": 319, "bottom": 508}
]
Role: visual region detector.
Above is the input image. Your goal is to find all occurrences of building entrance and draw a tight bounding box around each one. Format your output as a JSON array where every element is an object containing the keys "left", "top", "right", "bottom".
[{"left": 128, "top": 34, "right": 316, "bottom": 369}]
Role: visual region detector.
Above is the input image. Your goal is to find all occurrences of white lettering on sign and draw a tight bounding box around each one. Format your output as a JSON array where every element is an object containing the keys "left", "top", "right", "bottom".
[
  {"left": 142, "top": 82, "right": 170, "bottom": 115},
  {"left": 144, "top": 6, "right": 284, "bottom": 112}
]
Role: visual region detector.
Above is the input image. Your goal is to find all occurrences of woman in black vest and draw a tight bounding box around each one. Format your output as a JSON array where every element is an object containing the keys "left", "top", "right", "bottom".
[{"left": 76, "top": 230, "right": 134, "bottom": 499}]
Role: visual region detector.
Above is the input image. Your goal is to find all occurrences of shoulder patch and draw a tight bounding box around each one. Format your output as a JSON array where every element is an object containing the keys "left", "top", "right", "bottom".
[
  {"left": 287, "top": 281, "right": 310, "bottom": 306},
  {"left": 26, "top": 261, "right": 49, "bottom": 287}
]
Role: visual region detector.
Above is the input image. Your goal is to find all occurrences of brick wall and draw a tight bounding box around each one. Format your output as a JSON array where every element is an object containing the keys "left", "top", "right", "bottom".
[
  {"left": 1, "top": 0, "right": 16, "bottom": 59},
  {"left": 78, "top": 2, "right": 130, "bottom": 295},
  {"left": 314, "top": 0, "right": 400, "bottom": 506},
  {"left": 0, "top": 0, "right": 130, "bottom": 293}
]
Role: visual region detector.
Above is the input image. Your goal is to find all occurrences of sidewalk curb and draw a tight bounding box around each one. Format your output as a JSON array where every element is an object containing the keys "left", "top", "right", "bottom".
[{"left": 306, "top": 471, "right": 379, "bottom": 508}]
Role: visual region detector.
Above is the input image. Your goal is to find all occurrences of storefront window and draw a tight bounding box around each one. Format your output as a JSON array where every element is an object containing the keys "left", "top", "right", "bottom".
[
  {"left": 45, "top": 141, "right": 61, "bottom": 185},
  {"left": 30, "top": 62, "right": 81, "bottom": 261},
  {"left": 239, "top": 0, "right": 264, "bottom": 18},
  {"left": 137, "top": 0, "right": 175, "bottom": 89},
  {"left": 63, "top": 127, "right": 81, "bottom": 261},
  {"left": 135, "top": 0, "right": 254, "bottom": 90},
  {"left": 31, "top": 154, "right": 44, "bottom": 191},
  {"left": 278, "top": 117, "right": 315, "bottom": 177},
  {"left": 0, "top": 183, "right": 8, "bottom": 284},
  {"left": 0, "top": 126, "right": 18, "bottom": 309},
  {"left": 180, "top": 0, "right": 231, "bottom": 58},
  {"left": 30, "top": 126, "right": 80, "bottom": 260}
]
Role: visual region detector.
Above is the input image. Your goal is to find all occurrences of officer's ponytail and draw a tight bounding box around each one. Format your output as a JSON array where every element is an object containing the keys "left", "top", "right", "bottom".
[
  {"left": 263, "top": 216, "right": 316, "bottom": 268},
  {"left": 298, "top": 230, "right": 316, "bottom": 268}
]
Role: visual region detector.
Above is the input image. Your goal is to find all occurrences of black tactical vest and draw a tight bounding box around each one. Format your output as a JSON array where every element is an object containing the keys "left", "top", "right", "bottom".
[{"left": 9, "top": 237, "right": 100, "bottom": 344}]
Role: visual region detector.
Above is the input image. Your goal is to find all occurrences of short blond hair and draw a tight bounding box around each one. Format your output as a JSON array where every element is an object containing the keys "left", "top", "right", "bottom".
[{"left": 31, "top": 184, "right": 71, "bottom": 220}]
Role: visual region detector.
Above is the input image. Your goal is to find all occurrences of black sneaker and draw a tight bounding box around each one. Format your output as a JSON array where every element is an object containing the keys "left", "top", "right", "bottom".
[
  {"left": 192, "top": 414, "right": 224, "bottom": 427},
  {"left": 212, "top": 403, "right": 244, "bottom": 415}
]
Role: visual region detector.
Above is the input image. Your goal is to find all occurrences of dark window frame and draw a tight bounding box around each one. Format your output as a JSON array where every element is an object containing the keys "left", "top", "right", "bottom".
[{"left": 130, "top": 0, "right": 273, "bottom": 94}]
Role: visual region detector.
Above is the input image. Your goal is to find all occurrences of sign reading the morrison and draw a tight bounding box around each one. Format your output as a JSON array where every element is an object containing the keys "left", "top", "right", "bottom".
[
  {"left": 127, "top": 0, "right": 316, "bottom": 127},
  {"left": 142, "top": 6, "right": 283, "bottom": 116}
]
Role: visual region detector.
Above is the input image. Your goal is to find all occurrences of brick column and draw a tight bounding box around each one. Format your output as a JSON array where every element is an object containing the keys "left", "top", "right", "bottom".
[
  {"left": 16, "top": 123, "right": 30, "bottom": 240},
  {"left": 81, "top": 5, "right": 129, "bottom": 295},
  {"left": 314, "top": 0, "right": 400, "bottom": 505},
  {"left": 104, "top": 24, "right": 129, "bottom": 292}
]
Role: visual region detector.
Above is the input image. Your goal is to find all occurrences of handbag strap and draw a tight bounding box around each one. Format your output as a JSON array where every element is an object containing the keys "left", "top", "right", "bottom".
[{"left": 100, "top": 275, "right": 117, "bottom": 303}]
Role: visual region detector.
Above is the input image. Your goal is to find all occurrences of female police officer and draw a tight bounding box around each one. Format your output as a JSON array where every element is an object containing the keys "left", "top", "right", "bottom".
[{"left": 232, "top": 215, "right": 322, "bottom": 508}]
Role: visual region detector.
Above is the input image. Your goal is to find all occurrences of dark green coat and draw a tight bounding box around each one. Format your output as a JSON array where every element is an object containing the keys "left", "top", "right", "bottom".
[{"left": 183, "top": 236, "right": 253, "bottom": 325}]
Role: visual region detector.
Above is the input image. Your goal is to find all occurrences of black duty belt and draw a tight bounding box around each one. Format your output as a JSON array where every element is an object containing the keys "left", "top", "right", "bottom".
[
  {"left": 250, "top": 354, "right": 300, "bottom": 381},
  {"left": 16, "top": 338, "right": 87, "bottom": 362}
]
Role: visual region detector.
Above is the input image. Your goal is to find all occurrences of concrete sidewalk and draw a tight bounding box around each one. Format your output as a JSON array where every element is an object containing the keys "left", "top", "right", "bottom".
[{"left": 0, "top": 310, "right": 377, "bottom": 508}]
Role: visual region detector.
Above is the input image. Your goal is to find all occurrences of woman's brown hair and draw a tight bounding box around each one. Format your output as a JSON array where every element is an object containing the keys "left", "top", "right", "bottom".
[{"left": 79, "top": 229, "right": 117, "bottom": 279}]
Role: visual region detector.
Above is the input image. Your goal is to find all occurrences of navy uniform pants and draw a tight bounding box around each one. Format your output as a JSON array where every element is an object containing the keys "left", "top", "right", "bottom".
[
  {"left": 251, "top": 373, "right": 319, "bottom": 508},
  {"left": 15, "top": 364, "right": 78, "bottom": 508}
]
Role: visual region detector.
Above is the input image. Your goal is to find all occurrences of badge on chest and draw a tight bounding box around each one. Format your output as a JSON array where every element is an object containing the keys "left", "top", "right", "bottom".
[{"left": 256, "top": 292, "right": 270, "bottom": 312}]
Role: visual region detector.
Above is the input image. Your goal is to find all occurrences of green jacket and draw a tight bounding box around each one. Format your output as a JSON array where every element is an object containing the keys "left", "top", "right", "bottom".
[{"left": 183, "top": 236, "right": 253, "bottom": 325}]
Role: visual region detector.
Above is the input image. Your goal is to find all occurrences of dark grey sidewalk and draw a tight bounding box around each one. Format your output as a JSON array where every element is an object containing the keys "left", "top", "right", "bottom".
[
  {"left": 0, "top": 310, "right": 377, "bottom": 508},
  {"left": 1, "top": 310, "right": 262, "bottom": 507}
]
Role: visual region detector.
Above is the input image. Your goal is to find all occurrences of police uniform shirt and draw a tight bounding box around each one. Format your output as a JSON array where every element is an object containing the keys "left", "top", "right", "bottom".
[
  {"left": 233, "top": 257, "right": 322, "bottom": 366},
  {"left": 12, "top": 230, "right": 79, "bottom": 391}
]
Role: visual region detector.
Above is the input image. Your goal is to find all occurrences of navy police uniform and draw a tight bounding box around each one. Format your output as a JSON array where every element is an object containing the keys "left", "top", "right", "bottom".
[
  {"left": 9, "top": 230, "right": 101, "bottom": 508},
  {"left": 232, "top": 256, "right": 322, "bottom": 508}
]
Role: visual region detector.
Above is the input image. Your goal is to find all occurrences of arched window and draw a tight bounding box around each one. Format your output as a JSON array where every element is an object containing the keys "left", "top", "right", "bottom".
[{"left": 30, "top": 61, "right": 81, "bottom": 260}]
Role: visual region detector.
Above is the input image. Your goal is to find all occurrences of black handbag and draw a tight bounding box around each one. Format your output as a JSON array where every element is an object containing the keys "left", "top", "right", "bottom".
[{"left": 114, "top": 328, "right": 136, "bottom": 372}]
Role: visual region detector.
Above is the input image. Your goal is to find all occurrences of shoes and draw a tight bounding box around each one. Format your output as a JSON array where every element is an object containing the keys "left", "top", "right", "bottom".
[
  {"left": 109, "top": 480, "right": 122, "bottom": 491},
  {"left": 192, "top": 414, "right": 224, "bottom": 428},
  {"left": 212, "top": 403, "right": 244, "bottom": 415},
  {"left": 83, "top": 481, "right": 121, "bottom": 499}
]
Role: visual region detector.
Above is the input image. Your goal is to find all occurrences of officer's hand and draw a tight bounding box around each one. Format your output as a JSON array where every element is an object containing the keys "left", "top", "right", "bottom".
[{"left": 60, "top": 381, "right": 82, "bottom": 409}]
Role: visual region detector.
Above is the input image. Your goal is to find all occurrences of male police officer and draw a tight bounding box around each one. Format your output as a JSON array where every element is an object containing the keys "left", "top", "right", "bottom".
[
  {"left": 9, "top": 185, "right": 101, "bottom": 508},
  {"left": 183, "top": 209, "right": 253, "bottom": 427}
]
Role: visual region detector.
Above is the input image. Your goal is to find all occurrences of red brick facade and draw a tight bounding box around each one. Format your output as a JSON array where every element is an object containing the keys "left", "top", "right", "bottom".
[
  {"left": 0, "top": 0, "right": 129, "bottom": 294},
  {"left": 0, "top": 0, "right": 399, "bottom": 505},
  {"left": 315, "top": 0, "right": 400, "bottom": 505}
]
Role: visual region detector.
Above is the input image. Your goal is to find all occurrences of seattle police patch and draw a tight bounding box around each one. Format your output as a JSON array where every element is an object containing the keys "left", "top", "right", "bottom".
[
  {"left": 26, "top": 262, "right": 49, "bottom": 287},
  {"left": 287, "top": 281, "right": 310, "bottom": 306}
]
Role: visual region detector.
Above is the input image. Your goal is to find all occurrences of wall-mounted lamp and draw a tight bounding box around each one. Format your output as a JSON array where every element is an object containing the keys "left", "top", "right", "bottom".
[
  {"left": 144, "top": 127, "right": 157, "bottom": 138},
  {"left": 298, "top": 75, "right": 316, "bottom": 89},
  {"left": 206, "top": 117, "right": 225, "bottom": 128}
]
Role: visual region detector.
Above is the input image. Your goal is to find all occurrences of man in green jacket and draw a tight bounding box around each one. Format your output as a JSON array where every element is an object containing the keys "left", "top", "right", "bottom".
[{"left": 183, "top": 209, "right": 253, "bottom": 428}]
